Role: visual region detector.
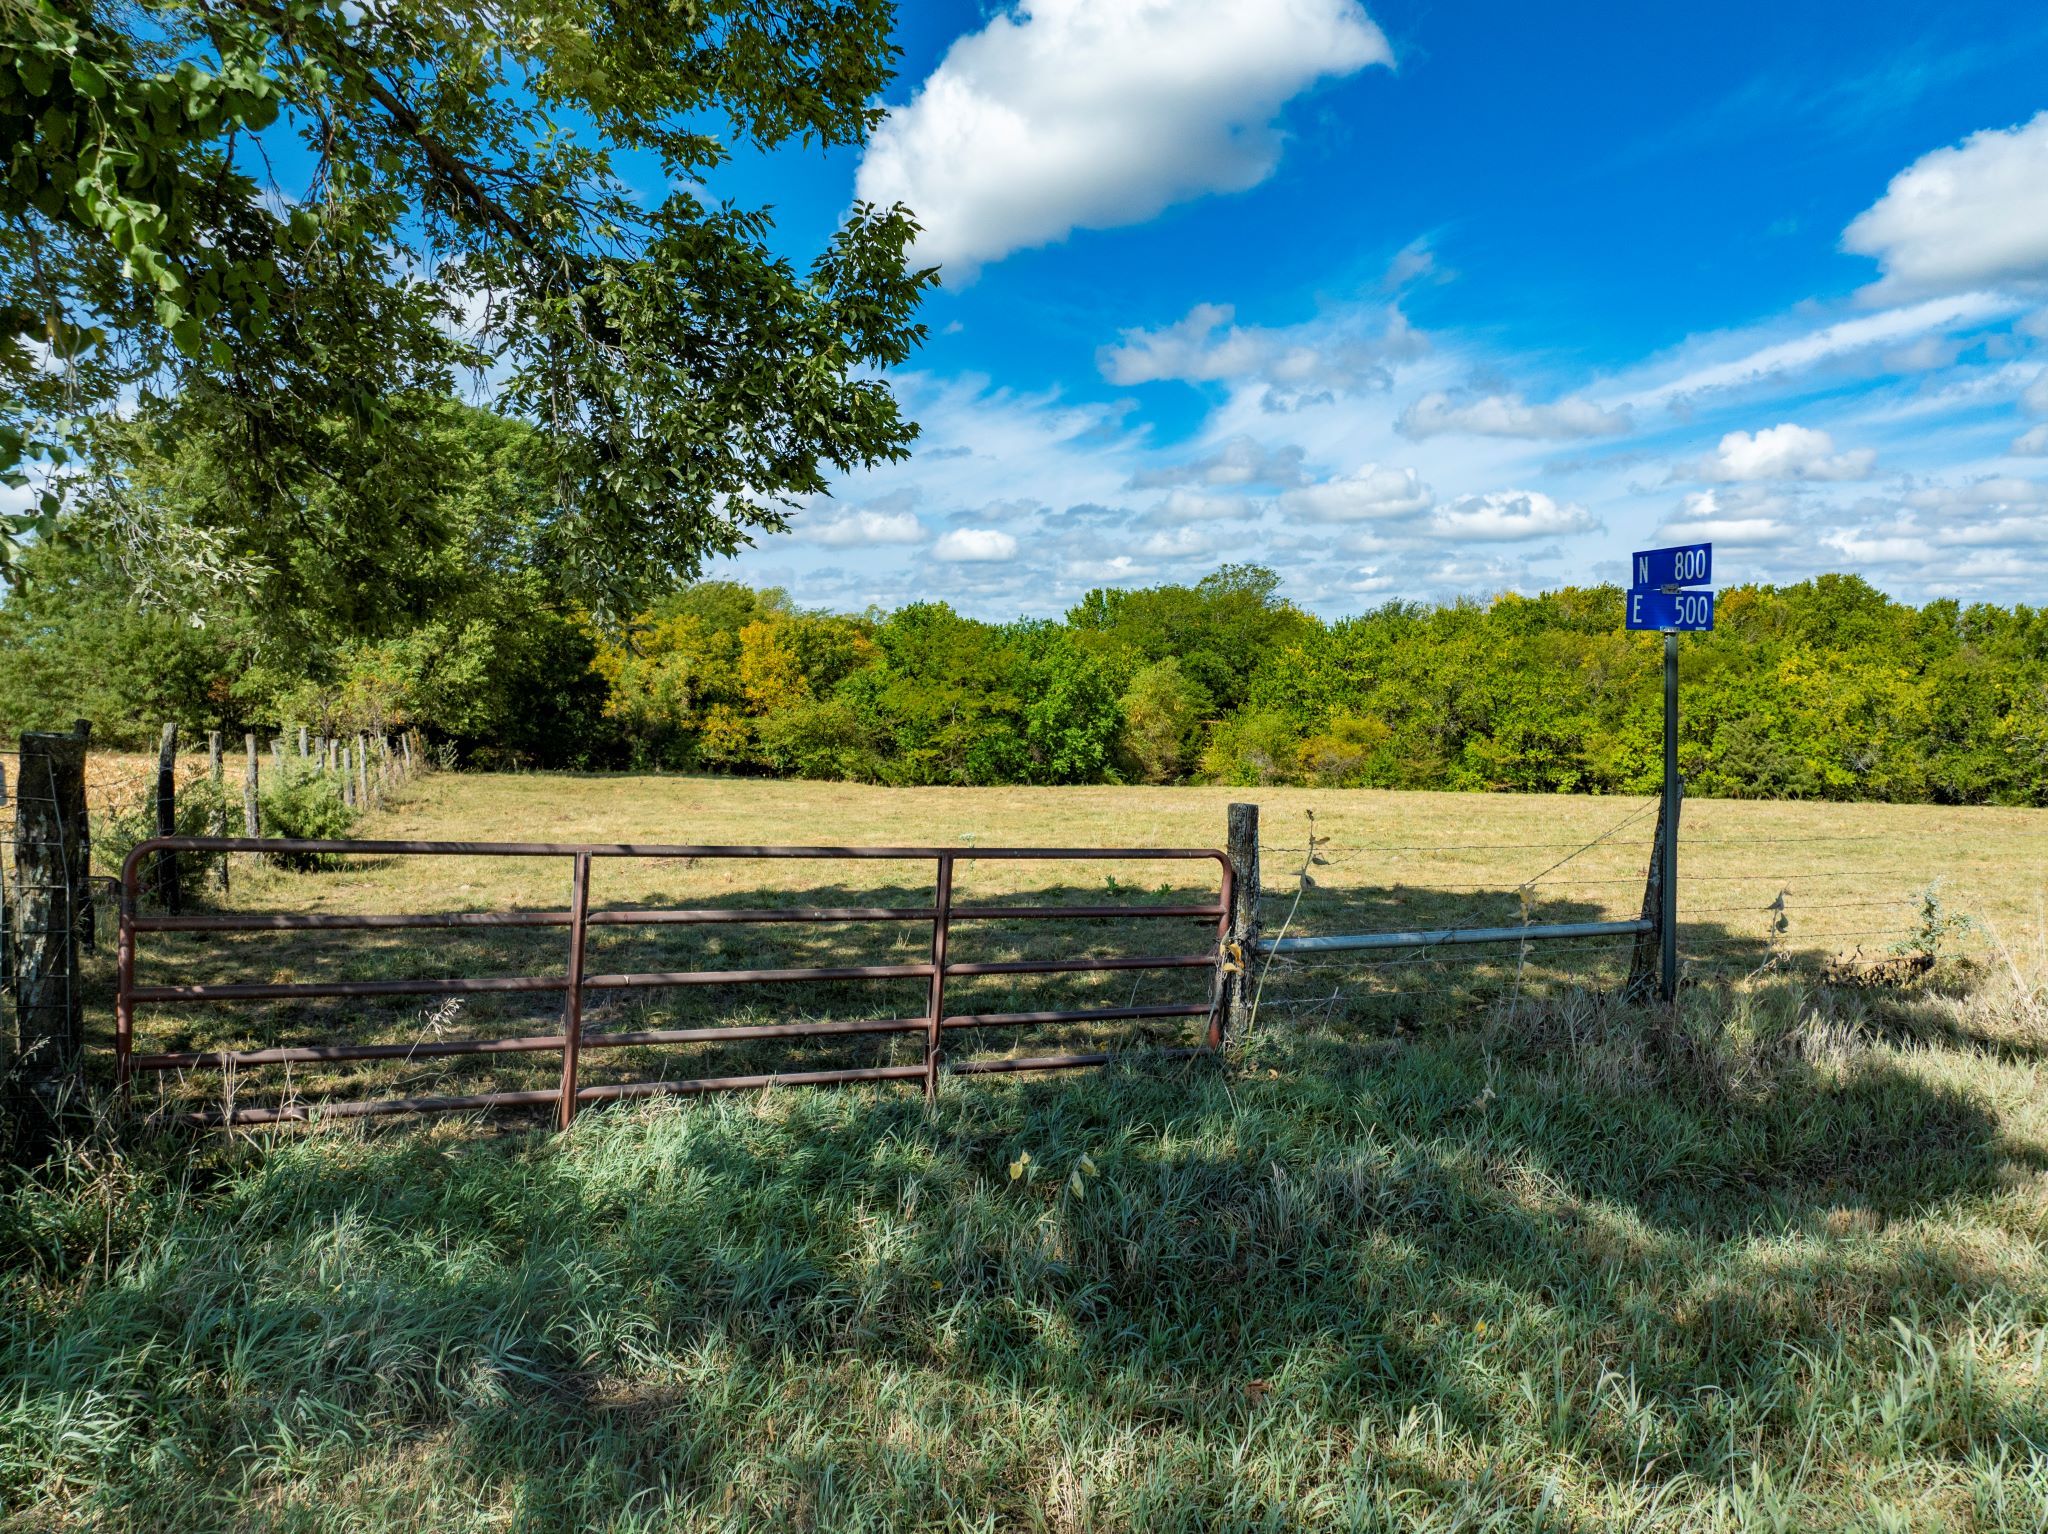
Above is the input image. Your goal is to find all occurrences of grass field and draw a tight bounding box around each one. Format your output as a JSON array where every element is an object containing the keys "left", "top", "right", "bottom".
[{"left": 5, "top": 772, "right": 2048, "bottom": 1529}]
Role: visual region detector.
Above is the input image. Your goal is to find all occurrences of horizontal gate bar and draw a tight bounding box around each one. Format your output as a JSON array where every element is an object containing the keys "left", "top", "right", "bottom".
[
  {"left": 130, "top": 974, "right": 567, "bottom": 1003},
  {"left": 126, "top": 836, "right": 1230, "bottom": 864},
  {"left": 132, "top": 956, "right": 1218, "bottom": 1004},
  {"left": 579, "top": 1064, "right": 930, "bottom": 1101},
  {"left": 586, "top": 962, "right": 933, "bottom": 989},
  {"left": 950, "top": 1046, "right": 1209, "bottom": 1076},
  {"left": 1260, "top": 917, "right": 1654, "bottom": 955},
  {"left": 129, "top": 906, "right": 936, "bottom": 932},
  {"left": 954, "top": 903, "right": 1223, "bottom": 921},
  {"left": 131, "top": 902, "right": 1223, "bottom": 934},
  {"left": 130, "top": 1015, "right": 931, "bottom": 1072},
  {"left": 180, "top": 1088, "right": 563, "bottom": 1127},
  {"left": 939, "top": 953, "right": 1214, "bottom": 977},
  {"left": 942, "top": 1001, "right": 1213, "bottom": 1029}
]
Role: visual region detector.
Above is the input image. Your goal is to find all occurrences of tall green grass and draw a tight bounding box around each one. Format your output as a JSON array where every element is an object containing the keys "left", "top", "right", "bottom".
[{"left": 5, "top": 970, "right": 2047, "bottom": 1531}]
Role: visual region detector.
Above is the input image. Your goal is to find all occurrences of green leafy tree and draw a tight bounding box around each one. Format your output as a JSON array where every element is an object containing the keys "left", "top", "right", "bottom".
[
  {"left": 1, "top": 0, "right": 934, "bottom": 616},
  {"left": 1115, "top": 657, "right": 1212, "bottom": 784}
]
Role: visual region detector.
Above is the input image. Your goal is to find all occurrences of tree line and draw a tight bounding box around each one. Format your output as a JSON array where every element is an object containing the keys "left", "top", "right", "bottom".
[{"left": 2, "top": 402, "right": 2044, "bottom": 805}]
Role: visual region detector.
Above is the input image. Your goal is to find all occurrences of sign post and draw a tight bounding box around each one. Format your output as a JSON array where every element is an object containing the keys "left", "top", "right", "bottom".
[
  {"left": 1625, "top": 543, "right": 1713, "bottom": 1002},
  {"left": 1662, "top": 630, "right": 1678, "bottom": 1001}
]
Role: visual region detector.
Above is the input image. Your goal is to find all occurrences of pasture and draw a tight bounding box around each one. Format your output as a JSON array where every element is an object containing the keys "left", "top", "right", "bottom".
[{"left": 5, "top": 772, "right": 2048, "bottom": 1530}]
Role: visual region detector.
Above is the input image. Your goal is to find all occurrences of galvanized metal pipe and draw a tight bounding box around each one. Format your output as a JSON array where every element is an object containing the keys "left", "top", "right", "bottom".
[{"left": 1258, "top": 917, "right": 1653, "bottom": 955}]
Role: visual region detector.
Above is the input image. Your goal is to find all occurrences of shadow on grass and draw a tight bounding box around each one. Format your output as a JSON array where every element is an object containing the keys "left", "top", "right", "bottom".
[{"left": 13, "top": 965, "right": 2048, "bottom": 1528}]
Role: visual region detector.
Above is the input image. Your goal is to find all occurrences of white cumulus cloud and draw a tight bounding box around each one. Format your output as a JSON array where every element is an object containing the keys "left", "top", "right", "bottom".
[
  {"left": 1428, "top": 490, "right": 1598, "bottom": 541},
  {"left": 1654, "top": 490, "right": 1798, "bottom": 547},
  {"left": 1128, "top": 435, "right": 1308, "bottom": 488},
  {"left": 931, "top": 527, "right": 1020, "bottom": 562},
  {"left": 1279, "top": 464, "right": 1433, "bottom": 522},
  {"left": 1144, "top": 488, "right": 1258, "bottom": 522},
  {"left": 1137, "top": 525, "right": 1221, "bottom": 558},
  {"left": 856, "top": 0, "right": 1392, "bottom": 278},
  {"left": 1397, "top": 390, "right": 1630, "bottom": 441},
  {"left": 812, "top": 508, "right": 928, "bottom": 547},
  {"left": 1099, "top": 301, "right": 1422, "bottom": 404},
  {"left": 1843, "top": 111, "right": 2048, "bottom": 294},
  {"left": 1697, "top": 424, "right": 1875, "bottom": 482}
]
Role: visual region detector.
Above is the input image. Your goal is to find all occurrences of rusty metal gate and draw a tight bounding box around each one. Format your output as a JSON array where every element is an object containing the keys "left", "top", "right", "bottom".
[{"left": 117, "top": 837, "right": 1233, "bottom": 1128}]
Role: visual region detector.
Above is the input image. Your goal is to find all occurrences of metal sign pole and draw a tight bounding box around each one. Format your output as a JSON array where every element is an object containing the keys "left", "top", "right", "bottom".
[
  {"left": 1628, "top": 541, "right": 1709, "bottom": 1005},
  {"left": 1660, "top": 630, "right": 1679, "bottom": 1001}
]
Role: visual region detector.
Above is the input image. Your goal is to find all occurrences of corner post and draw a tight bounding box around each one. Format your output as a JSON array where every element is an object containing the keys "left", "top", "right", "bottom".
[
  {"left": 1222, "top": 802, "right": 1261, "bottom": 1042},
  {"left": 13, "top": 725, "right": 90, "bottom": 1117},
  {"left": 153, "top": 723, "right": 180, "bottom": 914}
]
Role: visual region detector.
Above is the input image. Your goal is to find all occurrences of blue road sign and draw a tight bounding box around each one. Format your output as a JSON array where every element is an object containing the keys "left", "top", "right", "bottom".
[
  {"left": 1626, "top": 586, "right": 1715, "bottom": 632},
  {"left": 1630, "top": 542, "right": 1712, "bottom": 588}
]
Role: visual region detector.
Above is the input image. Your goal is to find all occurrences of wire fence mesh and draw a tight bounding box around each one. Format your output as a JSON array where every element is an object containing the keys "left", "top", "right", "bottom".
[{"left": 1243, "top": 794, "right": 2042, "bottom": 1026}]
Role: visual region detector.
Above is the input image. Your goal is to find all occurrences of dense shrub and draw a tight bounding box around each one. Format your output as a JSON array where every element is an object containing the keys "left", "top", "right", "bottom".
[{"left": 257, "top": 763, "right": 359, "bottom": 868}]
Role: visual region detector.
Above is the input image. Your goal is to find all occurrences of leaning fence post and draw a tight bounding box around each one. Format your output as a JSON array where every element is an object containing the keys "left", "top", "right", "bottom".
[
  {"left": 0, "top": 757, "right": 10, "bottom": 1027},
  {"left": 924, "top": 855, "right": 955, "bottom": 1100},
  {"left": 153, "top": 723, "right": 181, "bottom": 915},
  {"left": 1623, "top": 789, "right": 1680, "bottom": 1002},
  {"left": 556, "top": 852, "right": 593, "bottom": 1131},
  {"left": 13, "top": 725, "right": 90, "bottom": 1119},
  {"left": 1220, "top": 802, "right": 1261, "bottom": 1043}
]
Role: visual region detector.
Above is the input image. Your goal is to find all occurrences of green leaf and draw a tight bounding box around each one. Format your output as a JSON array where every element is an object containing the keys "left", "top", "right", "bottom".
[
  {"left": 16, "top": 51, "right": 52, "bottom": 97},
  {"left": 68, "top": 57, "right": 109, "bottom": 100}
]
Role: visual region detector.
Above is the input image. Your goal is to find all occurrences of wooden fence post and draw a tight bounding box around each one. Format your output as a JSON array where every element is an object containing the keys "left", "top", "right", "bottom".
[
  {"left": 1222, "top": 802, "right": 1261, "bottom": 1042},
  {"left": 12, "top": 725, "right": 90, "bottom": 1114},
  {"left": 153, "top": 723, "right": 181, "bottom": 914},
  {"left": 0, "top": 755, "right": 10, "bottom": 1015},
  {"left": 356, "top": 733, "right": 371, "bottom": 809},
  {"left": 72, "top": 720, "right": 94, "bottom": 954},
  {"left": 402, "top": 732, "right": 414, "bottom": 776},
  {"left": 298, "top": 726, "right": 309, "bottom": 759},
  {"left": 271, "top": 738, "right": 286, "bottom": 776},
  {"left": 209, "top": 731, "right": 228, "bottom": 893},
  {"left": 1624, "top": 791, "right": 1676, "bottom": 1002},
  {"left": 243, "top": 732, "right": 261, "bottom": 845}
]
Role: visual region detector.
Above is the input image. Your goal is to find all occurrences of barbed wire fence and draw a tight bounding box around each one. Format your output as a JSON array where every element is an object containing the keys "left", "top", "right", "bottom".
[
  {"left": 2, "top": 722, "right": 434, "bottom": 1132},
  {"left": 1236, "top": 795, "right": 2016, "bottom": 1030}
]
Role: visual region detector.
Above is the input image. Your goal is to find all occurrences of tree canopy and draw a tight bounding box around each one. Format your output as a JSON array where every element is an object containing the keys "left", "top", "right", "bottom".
[
  {"left": 0, "top": 0, "right": 933, "bottom": 617},
  {"left": 8, "top": 476, "right": 2048, "bottom": 808}
]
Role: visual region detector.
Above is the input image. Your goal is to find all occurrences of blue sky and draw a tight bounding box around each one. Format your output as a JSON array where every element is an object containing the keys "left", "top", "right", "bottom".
[{"left": 687, "top": 0, "right": 2048, "bottom": 618}]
